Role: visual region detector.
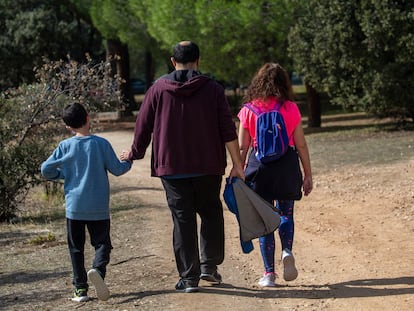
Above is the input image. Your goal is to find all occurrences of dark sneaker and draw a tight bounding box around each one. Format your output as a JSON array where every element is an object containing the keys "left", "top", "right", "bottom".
[
  {"left": 87, "top": 268, "right": 110, "bottom": 301},
  {"left": 200, "top": 271, "right": 222, "bottom": 284},
  {"left": 71, "top": 288, "right": 89, "bottom": 302},
  {"left": 175, "top": 279, "right": 199, "bottom": 293}
]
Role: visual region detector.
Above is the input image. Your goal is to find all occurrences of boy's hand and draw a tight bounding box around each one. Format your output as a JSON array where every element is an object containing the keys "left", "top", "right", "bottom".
[{"left": 120, "top": 150, "right": 131, "bottom": 161}]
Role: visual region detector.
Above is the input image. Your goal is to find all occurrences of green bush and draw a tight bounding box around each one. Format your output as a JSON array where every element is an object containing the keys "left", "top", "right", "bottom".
[
  {"left": 0, "top": 56, "right": 121, "bottom": 222},
  {"left": 289, "top": 0, "right": 414, "bottom": 123}
]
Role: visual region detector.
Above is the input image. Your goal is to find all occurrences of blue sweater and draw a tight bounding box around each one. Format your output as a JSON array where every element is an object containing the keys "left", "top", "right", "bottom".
[{"left": 41, "top": 135, "right": 131, "bottom": 220}]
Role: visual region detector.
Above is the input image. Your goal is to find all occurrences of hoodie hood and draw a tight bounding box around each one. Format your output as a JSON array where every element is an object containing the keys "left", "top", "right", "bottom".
[{"left": 159, "top": 69, "right": 211, "bottom": 97}]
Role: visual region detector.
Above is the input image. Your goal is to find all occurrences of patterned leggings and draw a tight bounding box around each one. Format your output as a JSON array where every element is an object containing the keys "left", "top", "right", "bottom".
[{"left": 259, "top": 200, "right": 294, "bottom": 273}]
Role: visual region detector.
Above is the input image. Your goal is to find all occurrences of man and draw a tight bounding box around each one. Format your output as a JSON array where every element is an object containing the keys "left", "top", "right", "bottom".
[{"left": 125, "top": 41, "right": 244, "bottom": 293}]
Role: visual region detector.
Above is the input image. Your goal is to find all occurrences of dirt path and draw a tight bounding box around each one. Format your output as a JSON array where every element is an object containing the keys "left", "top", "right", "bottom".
[{"left": 1, "top": 119, "right": 413, "bottom": 310}]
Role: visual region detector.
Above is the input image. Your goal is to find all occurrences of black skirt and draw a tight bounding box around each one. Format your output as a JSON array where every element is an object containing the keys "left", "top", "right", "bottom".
[{"left": 245, "top": 147, "right": 303, "bottom": 201}]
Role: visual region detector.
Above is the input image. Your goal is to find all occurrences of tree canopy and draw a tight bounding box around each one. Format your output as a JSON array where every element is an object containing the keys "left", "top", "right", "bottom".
[
  {"left": 2, "top": 0, "right": 413, "bottom": 120},
  {"left": 0, "top": 0, "right": 104, "bottom": 91},
  {"left": 289, "top": 0, "right": 414, "bottom": 121},
  {"left": 135, "top": 0, "right": 297, "bottom": 84}
]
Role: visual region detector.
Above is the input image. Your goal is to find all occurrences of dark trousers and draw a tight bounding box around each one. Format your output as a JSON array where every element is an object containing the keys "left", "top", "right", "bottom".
[
  {"left": 66, "top": 218, "right": 112, "bottom": 289},
  {"left": 161, "top": 175, "right": 224, "bottom": 282}
]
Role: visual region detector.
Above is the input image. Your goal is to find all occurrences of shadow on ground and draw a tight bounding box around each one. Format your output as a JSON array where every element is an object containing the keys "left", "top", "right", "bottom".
[{"left": 111, "top": 276, "right": 414, "bottom": 303}]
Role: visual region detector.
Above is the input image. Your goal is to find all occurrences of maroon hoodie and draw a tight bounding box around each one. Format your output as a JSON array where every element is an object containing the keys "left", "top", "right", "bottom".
[{"left": 129, "top": 70, "right": 237, "bottom": 177}]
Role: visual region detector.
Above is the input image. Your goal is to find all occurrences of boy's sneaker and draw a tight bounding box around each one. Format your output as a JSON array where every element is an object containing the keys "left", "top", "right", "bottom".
[
  {"left": 258, "top": 272, "right": 276, "bottom": 287},
  {"left": 200, "top": 271, "right": 222, "bottom": 284},
  {"left": 175, "top": 279, "right": 199, "bottom": 293},
  {"left": 87, "top": 268, "right": 110, "bottom": 301},
  {"left": 71, "top": 288, "right": 89, "bottom": 302},
  {"left": 282, "top": 249, "right": 298, "bottom": 281}
]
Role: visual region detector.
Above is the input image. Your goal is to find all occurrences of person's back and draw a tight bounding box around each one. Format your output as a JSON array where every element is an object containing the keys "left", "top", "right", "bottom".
[
  {"left": 126, "top": 41, "right": 244, "bottom": 293},
  {"left": 41, "top": 102, "right": 131, "bottom": 302},
  {"left": 131, "top": 68, "right": 235, "bottom": 177},
  {"left": 238, "top": 63, "right": 312, "bottom": 288},
  {"left": 43, "top": 134, "right": 130, "bottom": 219}
]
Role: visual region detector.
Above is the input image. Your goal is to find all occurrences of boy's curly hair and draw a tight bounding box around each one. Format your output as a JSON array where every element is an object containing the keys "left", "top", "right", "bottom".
[{"left": 243, "top": 63, "right": 294, "bottom": 104}]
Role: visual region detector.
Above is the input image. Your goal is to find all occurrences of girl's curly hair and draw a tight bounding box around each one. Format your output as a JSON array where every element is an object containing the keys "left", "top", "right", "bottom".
[{"left": 243, "top": 63, "right": 294, "bottom": 104}]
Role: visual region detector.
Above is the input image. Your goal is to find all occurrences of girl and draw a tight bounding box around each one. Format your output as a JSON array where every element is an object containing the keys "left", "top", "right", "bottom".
[{"left": 237, "top": 63, "right": 313, "bottom": 287}]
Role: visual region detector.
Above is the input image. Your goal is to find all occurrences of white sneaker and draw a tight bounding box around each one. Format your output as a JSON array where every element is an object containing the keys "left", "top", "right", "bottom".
[
  {"left": 282, "top": 249, "right": 298, "bottom": 281},
  {"left": 258, "top": 272, "right": 276, "bottom": 287},
  {"left": 87, "top": 269, "right": 110, "bottom": 301}
]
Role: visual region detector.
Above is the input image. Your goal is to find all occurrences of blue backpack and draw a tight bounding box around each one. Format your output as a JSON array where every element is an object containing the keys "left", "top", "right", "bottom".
[{"left": 245, "top": 102, "right": 289, "bottom": 164}]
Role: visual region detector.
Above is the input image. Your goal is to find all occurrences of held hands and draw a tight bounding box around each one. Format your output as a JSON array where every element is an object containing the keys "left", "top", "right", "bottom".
[{"left": 120, "top": 150, "right": 131, "bottom": 162}]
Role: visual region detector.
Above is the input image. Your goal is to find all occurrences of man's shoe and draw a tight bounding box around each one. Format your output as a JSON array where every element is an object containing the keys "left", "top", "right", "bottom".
[
  {"left": 87, "top": 268, "right": 110, "bottom": 301},
  {"left": 258, "top": 272, "right": 276, "bottom": 287},
  {"left": 71, "top": 288, "right": 89, "bottom": 302},
  {"left": 200, "top": 271, "right": 222, "bottom": 284},
  {"left": 175, "top": 279, "right": 199, "bottom": 293},
  {"left": 282, "top": 249, "right": 298, "bottom": 281}
]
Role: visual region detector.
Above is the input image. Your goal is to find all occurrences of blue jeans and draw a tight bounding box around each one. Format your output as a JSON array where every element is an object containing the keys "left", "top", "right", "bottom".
[
  {"left": 259, "top": 200, "right": 294, "bottom": 273},
  {"left": 66, "top": 218, "right": 112, "bottom": 289}
]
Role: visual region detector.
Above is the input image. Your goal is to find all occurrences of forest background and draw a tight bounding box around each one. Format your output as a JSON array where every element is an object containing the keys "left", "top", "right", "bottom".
[{"left": 0, "top": 0, "right": 413, "bottom": 246}]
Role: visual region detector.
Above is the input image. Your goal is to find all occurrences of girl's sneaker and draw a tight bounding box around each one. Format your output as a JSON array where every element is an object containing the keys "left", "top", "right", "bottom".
[
  {"left": 71, "top": 288, "right": 89, "bottom": 302},
  {"left": 282, "top": 249, "right": 298, "bottom": 281},
  {"left": 258, "top": 272, "right": 276, "bottom": 287}
]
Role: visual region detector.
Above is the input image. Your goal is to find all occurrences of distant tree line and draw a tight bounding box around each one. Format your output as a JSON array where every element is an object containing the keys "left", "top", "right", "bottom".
[{"left": 2, "top": 0, "right": 413, "bottom": 122}]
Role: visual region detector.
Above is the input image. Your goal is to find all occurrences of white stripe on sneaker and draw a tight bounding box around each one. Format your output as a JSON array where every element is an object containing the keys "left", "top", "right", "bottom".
[{"left": 87, "top": 269, "right": 110, "bottom": 301}]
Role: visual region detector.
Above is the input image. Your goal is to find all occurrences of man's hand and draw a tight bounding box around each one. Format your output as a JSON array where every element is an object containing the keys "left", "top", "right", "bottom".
[
  {"left": 225, "top": 139, "right": 245, "bottom": 182},
  {"left": 228, "top": 164, "right": 245, "bottom": 182}
]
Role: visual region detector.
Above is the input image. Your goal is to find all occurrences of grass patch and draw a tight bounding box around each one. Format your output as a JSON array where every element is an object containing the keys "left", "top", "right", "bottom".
[
  {"left": 29, "top": 232, "right": 56, "bottom": 245},
  {"left": 292, "top": 84, "right": 306, "bottom": 94},
  {"left": 13, "top": 185, "right": 66, "bottom": 224},
  {"left": 307, "top": 124, "right": 414, "bottom": 173}
]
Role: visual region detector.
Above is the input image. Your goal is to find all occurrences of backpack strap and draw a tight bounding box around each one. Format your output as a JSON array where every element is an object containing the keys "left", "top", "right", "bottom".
[
  {"left": 273, "top": 100, "right": 285, "bottom": 111},
  {"left": 245, "top": 100, "right": 284, "bottom": 115},
  {"left": 244, "top": 103, "right": 261, "bottom": 115}
]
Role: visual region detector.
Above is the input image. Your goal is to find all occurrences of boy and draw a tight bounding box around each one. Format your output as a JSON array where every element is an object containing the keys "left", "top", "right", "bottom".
[{"left": 41, "top": 102, "right": 132, "bottom": 302}]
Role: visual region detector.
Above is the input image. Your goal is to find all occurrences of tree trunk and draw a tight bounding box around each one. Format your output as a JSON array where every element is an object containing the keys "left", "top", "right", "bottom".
[
  {"left": 106, "top": 39, "right": 136, "bottom": 114},
  {"left": 144, "top": 49, "right": 154, "bottom": 91},
  {"left": 305, "top": 82, "right": 321, "bottom": 128}
]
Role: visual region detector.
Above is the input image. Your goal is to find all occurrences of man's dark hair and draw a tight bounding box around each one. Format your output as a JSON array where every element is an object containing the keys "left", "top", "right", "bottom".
[
  {"left": 173, "top": 41, "right": 200, "bottom": 64},
  {"left": 62, "top": 102, "right": 88, "bottom": 129}
]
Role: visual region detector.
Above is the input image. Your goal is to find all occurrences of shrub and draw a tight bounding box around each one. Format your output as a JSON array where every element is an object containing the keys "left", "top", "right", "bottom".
[{"left": 0, "top": 56, "right": 121, "bottom": 221}]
